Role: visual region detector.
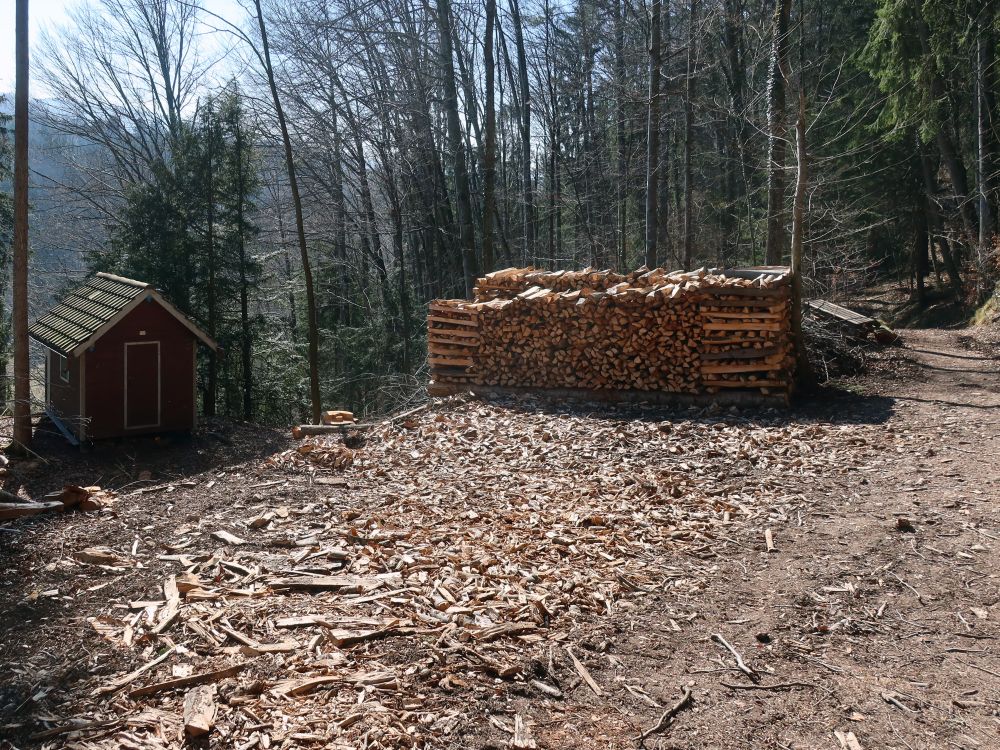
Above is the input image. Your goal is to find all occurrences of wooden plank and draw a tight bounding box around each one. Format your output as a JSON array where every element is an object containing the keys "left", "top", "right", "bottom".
[
  {"left": 703, "top": 311, "right": 785, "bottom": 320},
  {"left": 701, "top": 286, "right": 789, "bottom": 298},
  {"left": 806, "top": 299, "right": 875, "bottom": 326},
  {"left": 427, "top": 315, "right": 479, "bottom": 327},
  {"left": 703, "top": 379, "right": 789, "bottom": 388},
  {"left": 129, "top": 663, "right": 247, "bottom": 698},
  {"left": 429, "top": 356, "right": 474, "bottom": 367},
  {"left": 428, "top": 329, "right": 480, "bottom": 340},
  {"left": 701, "top": 300, "right": 788, "bottom": 310},
  {"left": 700, "top": 346, "right": 781, "bottom": 361},
  {"left": 269, "top": 575, "right": 386, "bottom": 593},
  {"left": 703, "top": 322, "right": 785, "bottom": 332},
  {"left": 428, "top": 305, "right": 477, "bottom": 318},
  {"left": 701, "top": 363, "right": 785, "bottom": 375}
]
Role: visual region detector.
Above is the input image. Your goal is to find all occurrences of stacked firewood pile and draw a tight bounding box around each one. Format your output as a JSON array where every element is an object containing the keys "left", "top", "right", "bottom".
[
  {"left": 474, "top": 267, "right": 630, "bottom": 300},
  {"left": 475, "top": 281, "right": 702, "bottom": 392},
  {"left": 428, "top": 266, "right": 795, "bottom": 397},
  {"left": 427, "top": 300, "right": 480, "bottom": 386},
  {"left": 699, "top": 271, "right": 794, "bottom": 394}
]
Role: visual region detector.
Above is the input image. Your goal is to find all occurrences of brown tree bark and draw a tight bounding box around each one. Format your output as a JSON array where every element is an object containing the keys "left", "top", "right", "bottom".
[
  {"left": 12, "top": 0, "right": 32, "bottom": 450},
  {"left": 436, "top": 0, "right": 479, "bottom": 297},
  {"left": 482, "top": 0, "right": 497, "bottom": 274},
  {"left": 764, "top": 0, "right": 792, "bottom": 265},
  {"left": 252, "top": 0, "right": 321, "bottom": 423},
  {"left": 918, "top": 138, "right": 963, "bottom": 296},
  {"left": 644, "top": 0, "right": 662, "bottom": 268},
  {"left": 682, "top": 0, "right": 698, "bottom": 269},
  {"left": 613, "top": 0, "right": 628, "bottom": 270},
  {"left": 509, "top": 0, "right": 535, "bottom": 261},
  {"left": 790, "top": 88, "right": 812, "bottom": 385}
]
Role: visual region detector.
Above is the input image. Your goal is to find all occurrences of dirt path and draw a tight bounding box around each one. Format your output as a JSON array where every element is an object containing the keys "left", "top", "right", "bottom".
[
  {"left": 0, "top": 329, "right": 997, "bottom": 750},
  {"left": 569, "top": 329, "right": 1000, "bottom": 749}
]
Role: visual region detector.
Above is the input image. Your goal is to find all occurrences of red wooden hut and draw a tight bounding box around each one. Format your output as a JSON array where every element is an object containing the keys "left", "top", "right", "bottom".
[{"left": 28, "top": 272, "right": 218, "bottom": 443}]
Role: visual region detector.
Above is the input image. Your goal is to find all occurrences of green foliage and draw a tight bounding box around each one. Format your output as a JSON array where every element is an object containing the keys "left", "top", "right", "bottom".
[
  {"left": 862, "top": 0, "right": 994, "bottom": 142},
  {"left": 101, "top": 85, "right": 301, "bottom": 422}
]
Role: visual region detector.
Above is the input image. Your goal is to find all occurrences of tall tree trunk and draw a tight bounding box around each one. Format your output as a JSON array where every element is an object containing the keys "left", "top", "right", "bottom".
[
  {"left": 510, "top": 0, "right": 535, "bottom": 261},
  {"left": 330, "top": 96, "right": 348, "bottom": 325},
  {"left": 682, "top": 0, "right": 697, "bottom": 268},
  {"left": 253, "top": 0, "right": 321, "bottom": 423},
  {"left": 977, "top": 27, "right": 993, "bottom": 250},
  {"left": 12, "top": 0, "right": 31, "bottom": 450},
  {"left": 913, "top": 202, "right": 929, "bottom": 308},
  {"left": 790, "top": 89, "right": 812, "bottom": 385},
  {"left": 764, "top": 0, "right": 791, "bottom": 265},
  {"left": 205, "top": 129, "right": 217, "bottom": 418},
  {"left": 657, "top": 0, "right": 673, "bottom": 264},
  {"left": 644, "top": 0, "right": 662, "bottom": 268},
  {"left": 436, "top": 0, "right": 479, "bottom": 296},
  {"left": 613, "top": 0, "right": 628, "bottom": 270},
  {"left": 918, "top": 138, "right": 963, "bottom": 296},
  {"left": 482, "top": 0, "right": 497, "bottom": 273},
  {"left": 235, "top": 111, "right": 253, "bottom": 421},
  {"left": 915, "top": 19, "right": 977, "bottom": 244}
]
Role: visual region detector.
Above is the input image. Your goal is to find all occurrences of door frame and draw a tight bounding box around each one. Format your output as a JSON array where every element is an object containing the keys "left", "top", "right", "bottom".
[{"left": 124, "top": 341, "right": 161, "bottom": 430}]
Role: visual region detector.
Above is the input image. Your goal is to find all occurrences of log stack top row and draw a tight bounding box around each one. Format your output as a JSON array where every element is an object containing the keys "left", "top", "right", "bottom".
[
  {"left": 430, "top": 265, "right": 796, "bottom": 402},
  {"left": 472, "top": 265, "right": 790, "bottom": 302}
]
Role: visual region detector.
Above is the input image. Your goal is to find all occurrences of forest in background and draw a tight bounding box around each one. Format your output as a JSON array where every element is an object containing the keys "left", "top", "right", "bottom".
[{"left": 0, "top": 0, "right": 998, "bottom": 424}]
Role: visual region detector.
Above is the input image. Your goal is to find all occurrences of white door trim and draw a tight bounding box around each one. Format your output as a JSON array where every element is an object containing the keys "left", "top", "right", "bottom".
[{"left": 124, "top": 341, "right": 161, "bottom": 430}]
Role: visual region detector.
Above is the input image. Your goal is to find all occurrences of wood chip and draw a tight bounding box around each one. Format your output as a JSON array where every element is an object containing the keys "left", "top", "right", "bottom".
[
  {"left": 183, "top": 685, "right": 216, "bottom": 737},
  {"left": 565, "top": 646, "right": 602, "bottom": 696}
]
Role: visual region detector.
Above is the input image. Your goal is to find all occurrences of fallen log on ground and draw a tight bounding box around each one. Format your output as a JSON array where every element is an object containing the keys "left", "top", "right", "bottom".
[{"left": 291, "top": 423, "right": 373, "bottom": 439}]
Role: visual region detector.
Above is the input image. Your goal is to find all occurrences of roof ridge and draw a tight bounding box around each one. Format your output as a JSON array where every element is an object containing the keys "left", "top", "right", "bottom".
[{"left": 95, "top": 271, "right": 151, "bottom": 288}]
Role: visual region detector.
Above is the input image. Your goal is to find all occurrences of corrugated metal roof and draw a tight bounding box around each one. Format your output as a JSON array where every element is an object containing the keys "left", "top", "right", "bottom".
[{"left": 29, "top": 273, "right": 151, "bottom": 356}]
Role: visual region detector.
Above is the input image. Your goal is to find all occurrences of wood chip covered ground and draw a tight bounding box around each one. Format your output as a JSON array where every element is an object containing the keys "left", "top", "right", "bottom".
[{"left": 1, "top": 327, "right": 999, "bottom": 749}]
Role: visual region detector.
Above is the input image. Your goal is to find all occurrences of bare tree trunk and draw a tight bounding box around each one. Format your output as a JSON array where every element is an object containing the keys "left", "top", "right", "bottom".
[
  {"left": 644, "top": 0, "right": 662, "bottom": 268},
  {"left": 482, "top": 0, "right": 497, "bottom": 273},
  {"left": 205, "top": 127, "right": 217, "bottom": 417},
  {"left": 613, "top": 0, "right": 628, "bottom": 270},
  {"left": 682, "top": 0, "right": 697, "bottom": 269},
  {"left": 436, "top": 0, "right": 479, "bottom": 296},
  {"left": 790, "top": 89, "right": 812, "bottom": 385},
  {"left": 914, "top": 19, "right": 977, "bottom": 244},
  {"left": 918, "top": 138, "right": 963, "bottom": 295},
  {"left": 913, "top": 202, "right": 928, "bottom": 308},
  {"left": 977, "top": 29, "right": 993, "bottom": 250},
  {"left": 234, "top": 110, "right": 253, "bottom": 421},
  {"left": 764, "top": 0, "right": 791, "bottom": 265},
  {"left": 510, "top": 0, "right": 535, "bottom": 261},
  {"left": 253, "top": 0, "right": 321, "bottom": 423},
  {"left": 12, "top": 0, "right": 31, "bottom": 450},
  {"left": 657, "top": 0, "right": 673, "bottom": 264}
]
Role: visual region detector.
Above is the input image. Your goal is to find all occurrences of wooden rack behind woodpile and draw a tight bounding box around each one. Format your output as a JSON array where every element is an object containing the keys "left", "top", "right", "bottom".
[{"left": 428, "top": 266, "right": 796, "bottom": 403}]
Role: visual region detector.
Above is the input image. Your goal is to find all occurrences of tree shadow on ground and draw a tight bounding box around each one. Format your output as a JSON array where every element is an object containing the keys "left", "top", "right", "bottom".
[
  {"left": 0, "top": 415, "right": 292, "bottom": 502},
  {"left": 469, "top": 382, "right": 895, "bottom": 429}
]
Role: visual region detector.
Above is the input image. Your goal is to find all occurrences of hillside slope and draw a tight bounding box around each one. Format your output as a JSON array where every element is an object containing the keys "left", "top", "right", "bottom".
[{"left": 0, "top": 327, "right": 998, "bottom": 749}]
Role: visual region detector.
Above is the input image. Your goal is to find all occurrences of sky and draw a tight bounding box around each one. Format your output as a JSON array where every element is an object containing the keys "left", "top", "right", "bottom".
[
  {"left": 0, "top": 0, "right": 74, "bottom": 92},
  {"left": 0, "top": 0, "right": 248, "bottom": 94}
]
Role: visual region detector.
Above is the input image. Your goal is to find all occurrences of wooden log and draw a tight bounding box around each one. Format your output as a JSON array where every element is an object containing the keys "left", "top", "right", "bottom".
[
  {"left": 292, "top": 424, "right": 373, "bottom": 438},
  {"left": 427, "top": 315, "right": 478, "bottom": 327},
  {"left": 183, "top": 685, "right": 216, "bottom": 737},
  {"left": 129, "top": 663, "right": 247, "bottom": 698},
  {"left": 0, "top": 500, "right": 64, "bottom": 520}
]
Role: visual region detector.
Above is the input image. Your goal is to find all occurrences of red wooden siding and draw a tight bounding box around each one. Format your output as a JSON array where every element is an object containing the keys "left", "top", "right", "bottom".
[
  {"left": 83, "top": 299, "right": 197, "bottom": 439},
  {"left": 47, "top": 349, "right": 83, "bottom": 435}
]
